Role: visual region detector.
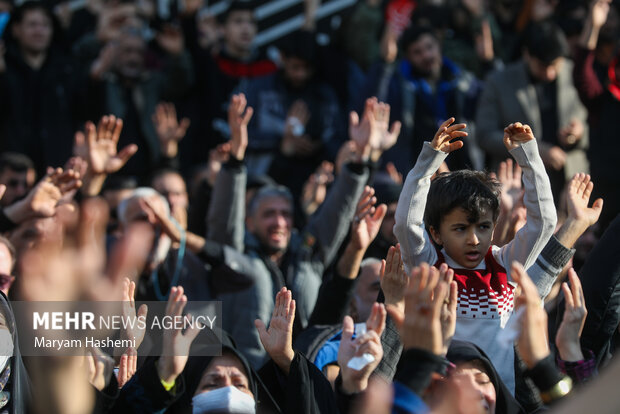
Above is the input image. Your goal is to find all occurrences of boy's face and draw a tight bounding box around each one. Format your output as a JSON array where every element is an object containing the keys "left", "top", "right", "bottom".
[{"left": 430, "top": 208, "right": 495, "bottom": 269}]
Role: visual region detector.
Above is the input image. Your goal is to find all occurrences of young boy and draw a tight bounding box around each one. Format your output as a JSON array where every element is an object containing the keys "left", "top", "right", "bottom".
[{"left": 394, "top": 119, "right": 557, "bottom": 393}]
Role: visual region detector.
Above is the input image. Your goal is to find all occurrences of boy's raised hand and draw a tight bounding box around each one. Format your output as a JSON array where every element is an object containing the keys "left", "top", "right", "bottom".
[
  {"left": 503, "top": 122, "right": 535, "bottom": 151},
  {"left": 430, "top": 117, "right": 467, "bottom": 154}
]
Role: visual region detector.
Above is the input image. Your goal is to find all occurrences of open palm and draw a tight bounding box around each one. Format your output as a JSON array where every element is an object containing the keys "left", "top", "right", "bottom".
[
  {"left": 255, "top": 287, "right": 296, "bottom": 372},
  {"left": 87, "top": 115, "right": 137, "bottom": 174}
]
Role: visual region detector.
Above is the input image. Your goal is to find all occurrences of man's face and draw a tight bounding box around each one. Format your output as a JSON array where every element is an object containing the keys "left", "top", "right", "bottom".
[
  {"left": 0, "top": 168, "right": 34, "bottom": 207},
  {"left": 246, "top": 196, "right": 292, "bottom": 255},
  {"left": 430, "top": 207, "right": 495, "bottom": 269},
  {"left": 353, "top": 261, "right": 382, "bottom": 322},
  {"left": 195, "top": 353, "right": 254, "bottom": 399},
  {"left": 406, "top": 33, "right": 442, "bottom": 78},
  {"left": 115, "top": 35, "right": 145, "bottom": 80},
  {"left": 152, "top": 173, "right": 188, "bottom": 212},
  {"left": 524, "top": 52, "right": 564, "bottom": 83},
  {"left": 282, "top": 56, "right": 314, "bottom": 90},
  {"left": 223, "top": 10, "right": 256, "bottom": 54},
  {"left": 13, "top": 9, "right": 53, "bottom": 54}
]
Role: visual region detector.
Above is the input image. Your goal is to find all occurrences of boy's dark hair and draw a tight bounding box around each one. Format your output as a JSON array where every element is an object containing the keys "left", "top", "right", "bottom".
[
  {"left": 0, "top": 152, "right": 34, "bottom": 174},
  {"left": 279, "top": 30, "right": 317, "bottom": 64},
  {"left": 425, "top": 170, "right": 501, "bottom": 231},
  {"left": 219, "top": 0, "right": 256, "bottom": 24},
  {"left": 400, "top": 25, "right": 438, "bottom": 52},
  {"left": 522, "top": 20, "right": 569, "bottom": 64}
]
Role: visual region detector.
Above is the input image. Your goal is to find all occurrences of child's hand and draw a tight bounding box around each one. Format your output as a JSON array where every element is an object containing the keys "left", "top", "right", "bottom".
[
  {"left": 430, "top": 118, "right": 467, "bottom": 153},
  {"left": 503, "top": 122, "right": 535, "bottom": 151}
]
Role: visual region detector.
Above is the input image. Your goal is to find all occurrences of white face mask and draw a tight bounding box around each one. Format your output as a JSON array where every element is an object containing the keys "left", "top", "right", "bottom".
[
  {"left": 192, "top": 385, "right": 256, "bottom": 414},
  {"left": 0, "top": 328, "right": 12, "bottom": 372}
]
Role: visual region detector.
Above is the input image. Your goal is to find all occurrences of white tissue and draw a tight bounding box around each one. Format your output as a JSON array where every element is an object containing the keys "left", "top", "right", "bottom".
[{"left": 347, "top": 353, "right": 376, "bottom": 371}]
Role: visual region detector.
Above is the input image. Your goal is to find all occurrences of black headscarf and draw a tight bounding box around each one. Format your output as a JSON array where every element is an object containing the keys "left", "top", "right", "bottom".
[
  {"left": 447, "top": 340, "right": 524, "bottom": 414},
  {"left": 166, "top": 329, "right": 280, "bottom": 414}
]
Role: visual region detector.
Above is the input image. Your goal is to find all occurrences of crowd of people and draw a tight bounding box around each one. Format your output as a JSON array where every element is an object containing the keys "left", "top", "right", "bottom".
[{"left": 0, "top": 0, "right": 618, "bottom": 412}]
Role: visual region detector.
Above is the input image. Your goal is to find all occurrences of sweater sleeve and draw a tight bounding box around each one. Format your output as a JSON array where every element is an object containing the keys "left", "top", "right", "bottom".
[
  {"left": 495, "top": 140, "right": 557, "bottom": 278},
  {"left": 526, "top": 235, "right": 575, "bottom": 299},
  {"left": 393, "top": 142, "right": 446, "bottom": 274}
]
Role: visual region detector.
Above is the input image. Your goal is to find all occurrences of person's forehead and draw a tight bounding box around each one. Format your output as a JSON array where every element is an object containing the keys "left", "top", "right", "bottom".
[
  {"left": 360, "top": 262, "right": 381, "bottom": 281},
  {"left": 154, "top": 173, "right": 186, "bottom": 191},
  {"left": 226, "top": 10, "right": 254, "bottom": 23},
  {"left": 443, "top": 207, "right": 493, "bottom": 224},
  {"left": 205, "top": 354, "right": 248, "bottom": 377},
  {"left": 257, "top": 196, "right": 291, "bottom": 211},
  {"left": 23, "top": 9, "right": 51, "bottom": 23},
  {"left": 410, "top": 33, "right": 438, "bottom": 50}
]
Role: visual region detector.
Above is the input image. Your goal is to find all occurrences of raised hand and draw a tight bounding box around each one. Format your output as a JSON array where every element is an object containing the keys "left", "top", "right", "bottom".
[
  {"left": 227, "top": 93, "right": 253, "bottom": 160},
  {"left": 5, "top": 168, "right": 82, "bottom": 222},
  {"left": 438, "top": 263, "right": 457, "bottom": 355},
  {"left": 153, "top": 103, "right": 190, "bottom": 158},
  {"left": 338, "top": 303, "right": 386, "bottom": 393},
  {"left": 140, "top": 197, "right": 182, "bottom": 243},
  {"left": 556, "top": 268, "right": 587, "bottom": 362},
  {"left": 86, "top": 115, "right": 137, "bottom": 174},
  {"left": 370, "top": 102, "right": 402, "bottom": 152},
  {"left": 282, "top": 100, "right": 317, "bottom": 157},
  {"left": 351, "top": 186, "right": 388, "bottom": 251},
  {"left": 349, "top": 98, "right": 374, "bottom": 144},
  {"left": 205, "top": 143, "right": 231, "bottom": 187},
  {"left": 117, "top": 347, "right": 138, "bottom": 388},
  {"left": 591, "top": 0, "right": 612, "bottom": 29},
  {"left": 301, "top": 161, "right": 334, "bottom": 216},
  {"left": 386, "top": 263, "right": 449, "bottom": 355},
  {"left": 121, "top": 278, "right": 148, "bottom": 350},
  {"left": 380, "top": 244, "right": 408, "bottom": 309},
  {"left": 503, "top": 122, "right": 535, "bottom": 152},
  {"left": 497, "top": 158, "right": 523, "bottom": 212},
  {"left": 87, "top": 349, "right": 114, "bottom": 391},
  {"left": 255, "top": 287, "right": 296, "bottom": 375},
  {"left": 431, "top": 117, "right": 468, "bottom": 154},
  {"left": 157, "top": 286, "right": 202, "bottom": 384},
  {"left": 511, "top": 262, "right": 550, "bottom": 369},
  {"left": 566, "top": 173, "right": 603, "bottom": 230}
]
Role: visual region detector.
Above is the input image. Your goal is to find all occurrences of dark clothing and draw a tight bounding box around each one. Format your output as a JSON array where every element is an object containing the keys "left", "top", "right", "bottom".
[
  {"left": 360, "top": 57, "right": 481, "bottom": 175},
  {"left": 193, "top": 47, "right": 278, "bottom": 149},
  {"left": 552, "top": 214, "right": 620, "bottom": 369},
  {"left": 0, "top": 47, "right": 83, "bottom": 175},
  {"left": 243, "top": 70, "right": 345, "bottom": 194},
  {"left": 573, "top": 47, "right": 620, "bottom": 232}
]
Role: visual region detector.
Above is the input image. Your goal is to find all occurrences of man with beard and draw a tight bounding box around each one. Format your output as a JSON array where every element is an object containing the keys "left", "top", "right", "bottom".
[{"left": 359, "top": 25, "right": 482, "bottom": 175}]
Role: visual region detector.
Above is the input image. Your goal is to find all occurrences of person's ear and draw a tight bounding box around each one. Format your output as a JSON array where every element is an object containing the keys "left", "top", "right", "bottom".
[{"left": 429, "top": 225, "right": 442, "bottom": 245}]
